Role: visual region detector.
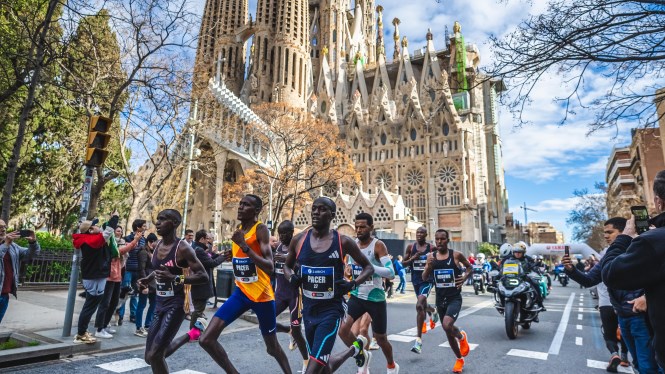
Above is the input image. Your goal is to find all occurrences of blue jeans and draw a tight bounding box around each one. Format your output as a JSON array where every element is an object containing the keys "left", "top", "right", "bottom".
[
  {"left": 118, "top": 271, "right": 138, "bottom": 319},
  {"left": 619, "top": 314, "right": 660, "bottom": 374},
  {"left": 144, "top": 293, "right": 156, "bottom": 328},
  {"left": 0, "top": 294, "right": 9, "bottom": 323},
  {"left": 135, "top": 292, "right": 148, "bottom": 330},
  {"left": 396, "top": 271, "right": 406, "bottom": 292}
]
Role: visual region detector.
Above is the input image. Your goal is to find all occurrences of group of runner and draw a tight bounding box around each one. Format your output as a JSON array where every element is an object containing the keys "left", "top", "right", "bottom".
[{"left": 141, "top": 194, "right": 472, "bottom": 373}]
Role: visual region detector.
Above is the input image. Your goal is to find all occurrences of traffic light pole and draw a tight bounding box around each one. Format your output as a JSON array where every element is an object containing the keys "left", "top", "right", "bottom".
[{"left": 62, "top": 165, "right": 94, "bottom": 337}]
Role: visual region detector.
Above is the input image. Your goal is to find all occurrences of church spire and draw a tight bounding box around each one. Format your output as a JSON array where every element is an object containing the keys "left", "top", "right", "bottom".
[
  {"left": 392, "top": 18, "right": 401, "bottom": 61},
  {"left": 376, "top": 6, "right": 385, "bottom": 58}
]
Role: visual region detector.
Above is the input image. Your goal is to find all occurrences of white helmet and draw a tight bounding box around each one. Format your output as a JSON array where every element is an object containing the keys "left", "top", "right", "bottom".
[
  {"left": 499, "top": 243, "right": 514, "bottom": 258},
  {"left": 515, "top": 241, "right": 528, "bottom": 251},
  {"left": 477, "top": 253, "right": 486, "bottom": 261}
]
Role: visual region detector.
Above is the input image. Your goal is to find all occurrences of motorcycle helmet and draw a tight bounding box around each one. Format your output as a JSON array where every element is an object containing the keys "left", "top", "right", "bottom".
[
  {"left": 477, "top": 253, "right": 486, "bottom": 261},
  {"left": 499, "top": 243, "right": 513, "bottom": 258},
  {"left": 515, "top": 241, "right": 528, "bottom": 251}
]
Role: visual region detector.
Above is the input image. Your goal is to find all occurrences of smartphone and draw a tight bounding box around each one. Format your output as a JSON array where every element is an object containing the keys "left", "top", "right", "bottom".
[
  {"left": 631, "top": 205, "right": 650, "bottom": 234},
  {"left": 19, "top": 229, "right": 32, "bottom": 238},
  {"left": 564, "top": 245, "right": 570, "bottom": 257}
]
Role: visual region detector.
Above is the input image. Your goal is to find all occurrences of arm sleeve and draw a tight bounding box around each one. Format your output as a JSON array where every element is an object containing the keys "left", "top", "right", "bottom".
[
  {"left": 602, "top": 234, "right": 661, "bottom": 290},
  {"left": 566, "top": 262, "right": 602, "bottom": 288},
  {"left": 119, "top": 241, "right": 137, "bottom": 255},
  {"left": 372, "top": 255, "right": 395, "bottom": 279}
]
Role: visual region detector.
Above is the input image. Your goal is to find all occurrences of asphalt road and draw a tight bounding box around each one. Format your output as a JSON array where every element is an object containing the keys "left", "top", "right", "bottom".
[{"left": 9, "top": 282, "right": 632, "bottom": 374}]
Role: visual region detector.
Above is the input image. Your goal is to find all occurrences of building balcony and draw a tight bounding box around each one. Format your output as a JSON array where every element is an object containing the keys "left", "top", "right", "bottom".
[{"left": 607, "top": 158, "right": 632, "bottom": 180}]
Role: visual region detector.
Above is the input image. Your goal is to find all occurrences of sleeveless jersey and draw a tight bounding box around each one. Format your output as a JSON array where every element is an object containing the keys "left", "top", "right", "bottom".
[
  {"left": 151, "top": 239, "right": 185, "bottom": 311},
  {"left": 348, "top": 238, "right": 385, "bottom": 302},
  {"left": 274, "top": 242, "right": 298, "bottom": 299},
  {"left": 296, "top": 229, "right": 345, "bottom": 312},
  {"left": 410, "top": 243, "right": 433, "bottom": 285},
  {"left": 432, "top": 249, "right": 462, "bottom": 300},
  {"left": 231, "top": 221, "right": 274, "bottom": 303}
]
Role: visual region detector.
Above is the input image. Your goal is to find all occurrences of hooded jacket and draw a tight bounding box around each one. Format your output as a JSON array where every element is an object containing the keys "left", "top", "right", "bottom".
[
  {"left": 72, "top": 215, "right": 118, "bottom": 280},
  {"left": 601, "top": 211, "right": 665, "bottom": 368}
]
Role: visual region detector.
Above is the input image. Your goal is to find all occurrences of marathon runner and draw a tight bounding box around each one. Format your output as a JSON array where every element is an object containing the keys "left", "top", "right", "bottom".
[
  {"left": 421, "top": 229, "right": 472, "bottom": 373},
  {"left": 199, "top": 195, "right": 292, "bottom": 373},
  {"left": 273, "top": 220, "right": 309, "bottom": 373},
  {"left": 338, "top": 213, "right": 399, "bottom": 374},
  {"left": 137, "top": 209, "right": 209, "bottom": 374},
  {"left": 283, "top": 197, "right": 373, "bottom": 374},
  {"left": 401, "top": 226, "right": 438, "bottom": 353}
]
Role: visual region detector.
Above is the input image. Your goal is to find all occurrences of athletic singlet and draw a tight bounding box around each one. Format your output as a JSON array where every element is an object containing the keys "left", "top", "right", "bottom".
[
  {"left": 296, "top": 229, "right": 344, "bottom": 310},
  {"left": 348, "top": 238, "right": 385, "bottom": 302},
  {"left": 231, "top": 221, "right": 274, "bottom": 303},
  {"left": 274, "top": 242, "right": 298, "bottom": 298},
  {"left": 151, "top": 239, "right": 185, "bottom": 311},
  {"left": 410, "top": 243, "right": 433, "bottom": 284},
  {"left": 432, "top": 249, "right": 462, "bottom": 300}
]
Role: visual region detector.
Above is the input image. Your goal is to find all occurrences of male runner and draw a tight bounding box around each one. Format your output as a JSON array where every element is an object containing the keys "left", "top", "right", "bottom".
[
  {"left": 199, "top": 195, "right": 292, "bottom": 374},
  {"left": 338, "top": 213, "right": 399, "bottom": 374},
  {"left": 401, "top": 226, "right": 437, "bottom": 353},
  {"left": 137, "top": 209, "right": 209, "bottom": 374},
  {"left": 421, "top": 229, "right": 472, "bottom": 373},
  {"left": 273, "top": 220, "right": 309, "bottom": 372},
  {"left": 284, "top": 197, "right": 374, "bottom": 374}
]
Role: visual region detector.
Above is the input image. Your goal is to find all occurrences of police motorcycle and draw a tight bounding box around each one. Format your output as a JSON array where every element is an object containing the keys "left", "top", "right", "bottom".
[
  {"left": 491, "top": 258, "right": 544, "bottom": 339},
  {"left": 472, "top": 265, "right": 486, "bottom": 295},
  {"left": 555, "top": 264, "right": 569, "bottom": 287}
]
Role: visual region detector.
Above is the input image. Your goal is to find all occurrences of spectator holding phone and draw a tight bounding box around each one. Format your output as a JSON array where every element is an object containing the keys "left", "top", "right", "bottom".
[
  {"left": 0, "top": 221, "right": 40, "bottom": 324},
  {"left": 602, "top": 169, "right": 665, "bottom": 372}
]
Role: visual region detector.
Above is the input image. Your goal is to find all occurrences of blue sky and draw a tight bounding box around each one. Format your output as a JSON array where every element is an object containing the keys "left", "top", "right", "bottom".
[{"left": 188, "top": 0, "right": 660, "bottom": 242}]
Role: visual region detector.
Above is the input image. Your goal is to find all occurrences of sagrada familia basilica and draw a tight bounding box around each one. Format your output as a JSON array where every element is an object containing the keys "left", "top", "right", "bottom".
[{"left": 184, "top": 0, "right": 510, "bottom": 242}]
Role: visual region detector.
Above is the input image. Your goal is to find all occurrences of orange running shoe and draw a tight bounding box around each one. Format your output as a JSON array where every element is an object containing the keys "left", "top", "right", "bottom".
[
  {"left": 458, "top": 331, "right": 470, "bottom": 357},
  {"left": 429, "top": 318, "right": 436, "bottom": 329},
  {"left": 453, "top": 358, "right": 465, "bottom": 373},
  {"left": 422, "top": 322, "right": 428, "bottom": 334},
  {"left": 617, "top": 327, "right": 622, "bottom": 341}
]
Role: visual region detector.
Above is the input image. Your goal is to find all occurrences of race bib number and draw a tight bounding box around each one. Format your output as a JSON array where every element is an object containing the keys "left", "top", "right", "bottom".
[
  {"left": 351, "top": 264, "right": 374, "bottom": 285},
  {"left": 233, "top": 257, "right": 258, "bottom": 283},
  {"left": 275, "top": 261, "right": 285, "bottom": 274},
  {"left": 434, "top": 268, "right": 455, "bottom": 288},
  {"left": 503, "top": 263, "right": 520, "bottom": 275},
  {"left": 155, "top": 281, "right": 174, "bottom": 297},
  {"left": 412, "top": 255, "right": 427, "bottom": 271},
  {"left": 301, "top": 265, "right": 334, "bottom": 299}
]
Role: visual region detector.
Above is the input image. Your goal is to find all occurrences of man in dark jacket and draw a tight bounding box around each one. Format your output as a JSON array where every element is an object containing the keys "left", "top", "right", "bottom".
[
  {"left": 189, "top": 229, "right": 224, "bottom": 329},
  {"left": 121, "top": 219, "right": 147, "bottom": 323},
  {"left": 603, "top": 169, "right": 665, "bottom": 372},
  {"left": 72, "top": 212, "right": 118, "bottom": 344},
  {"left": 0, "top": 221, "right": 40, "bottom": 324}
]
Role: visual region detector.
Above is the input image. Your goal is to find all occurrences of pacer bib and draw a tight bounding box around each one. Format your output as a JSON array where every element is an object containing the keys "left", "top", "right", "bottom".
[
  {"left": 301, "top": 265, "right": 334, "bottom": 299},
  {"left": 232, "top": 257, "right": 258, "bottom": 283},
  {"left": 434, "top": 268, "right": 455, "bottom": 288},
  {"left": 275, "top": 260, "right": 285, "bottom": 274},
  {"left": 155, "top": 280, "right": 174, "bottom": 297}
]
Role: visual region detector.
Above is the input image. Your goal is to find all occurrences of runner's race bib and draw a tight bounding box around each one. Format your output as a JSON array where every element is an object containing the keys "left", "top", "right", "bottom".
[
  {"left": 233, "top": 257, "right": 259, "bottom": 283},
  {"left": 434, "top": 268, "right": 455, "bottom": 288},
  {"left": 413, "top": 255, "right": 428, "bottom": 271},
  {"left": 351, "top": 264, "right": 374, "bottom": 285},
  {"left": 275, "top": 261, "right": 285, "bottom": 274},
  {"left": 301, "top": 265, "right": 334, "bottom": 299},
  {"left": 155, "top": 281, "right": 174, "bottom": 297}
]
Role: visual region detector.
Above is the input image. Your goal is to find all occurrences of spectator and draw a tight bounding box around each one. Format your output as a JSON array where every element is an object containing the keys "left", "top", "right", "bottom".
[
  {"left": 394, "top": 255, "right": 406, "bottom": 294},
  {"left": 0, "top": 221, "right": 40, "bottom": 324},
  {"left": 184, "top": 229, "right": 194, "bottom": 245},
  {"left": 72, "top": 212, "right": 118, "bottom": 344},
  {"left": 121, "top": 219, "right": 147, "bottom": 324},
  {"left": 95, "top": 226, "right": 142, "bottom": 338},
  {"left": 603, "top": 169, "right": 665, "bottom": 371},
  {"left": 190, "top": 229, "right": 224, "bottom": 330},
  {"left": 205, "top": 232, "right": 219, "bottom": 306},
  {"left": 134, "top": 233, "right": 158, "bottom": 337}
]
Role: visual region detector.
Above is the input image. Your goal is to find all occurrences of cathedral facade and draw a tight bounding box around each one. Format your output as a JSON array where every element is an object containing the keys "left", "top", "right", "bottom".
[{"left": 188, "top": 0, "right": 510, "bottom": 242}]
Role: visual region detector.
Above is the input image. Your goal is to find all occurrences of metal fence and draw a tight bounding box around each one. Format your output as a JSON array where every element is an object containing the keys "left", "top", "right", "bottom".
[{"left": 20, "top": 250, "right": 77, "bottom": 286}]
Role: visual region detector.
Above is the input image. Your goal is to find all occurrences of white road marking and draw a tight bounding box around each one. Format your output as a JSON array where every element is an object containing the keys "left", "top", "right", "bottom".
[
  {"left": 507, "top": 349, "right": 549, "bottom": 360},
  {"left": 578, "top": 314, "right": 583, "bottom": 320},
  {"left": 96, "top": 358, "right": 150, "bottom": 373},
  {"left": 577, "top": 325, "right": 583, "bottom": 330},
  {"left": 579, "top": 302, "right": 583, "bottom": 306},
  {"left": 576, "top": 337, "right": 583, "bottom": 345},
  {"left": 579, "top": 307, "right": 584, "bottom": 312},
  {"left": 388, "top": 334, "right": 417, "bottom": 342},
  {"left": 439, "top": 341, "right": 479, "bottom": 350},
  {"left": 172, "top": 371, "right": 207, "bottom": 374},
  {"left": 548, "top": 292, "right": 575, "bottom": 355},
  {"left": 458, "top": 300, "right": 495, "bottom": 319},
  {"left": 587, "top": 359, "right": 635, "bottom": 373}
]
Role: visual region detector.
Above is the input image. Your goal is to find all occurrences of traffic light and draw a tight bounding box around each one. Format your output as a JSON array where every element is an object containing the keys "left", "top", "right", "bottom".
[{"left": 85, "top": 116, "right": 111, "bottom": 167}]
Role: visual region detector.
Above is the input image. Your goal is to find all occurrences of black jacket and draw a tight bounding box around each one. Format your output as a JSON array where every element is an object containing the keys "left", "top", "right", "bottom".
[
  {"left": 73, "top": 215, "right": 118, "bottom": 280},
  {"left": 190, "top": 242, "right": 224, "bottom": 300},
  {"left": 601, "top": 212, "right": 665, "bottom": 368}
]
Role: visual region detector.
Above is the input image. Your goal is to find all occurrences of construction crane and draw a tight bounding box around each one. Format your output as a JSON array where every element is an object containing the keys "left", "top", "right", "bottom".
[{"left": 520, "top": 202, "right": 537, "bottom": 244}]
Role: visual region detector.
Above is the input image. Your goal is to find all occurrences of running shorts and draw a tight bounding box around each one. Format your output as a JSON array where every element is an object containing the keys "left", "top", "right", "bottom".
[
  {"left": 275, "top": 288, "right": 302, "bottom": 327},
  {"left": 303, "top": 307, "right": 344, "bottom": 364},
  {"left": 214, "top": 288, "right": 277, "bottom": 335},
  {"left": 346, "top": 295, "right": 387, "bottom": 334},
  {"left": 413, "top": 282, "right": 433, "bottom": 297},
  {"left": 435, "top": 295, "right": 463, "bottom": 322}
]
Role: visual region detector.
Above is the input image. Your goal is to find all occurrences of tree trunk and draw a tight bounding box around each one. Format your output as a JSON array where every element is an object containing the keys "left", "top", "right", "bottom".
[{"left": 1, "top": 0, "right": 59, "bottom": 222}]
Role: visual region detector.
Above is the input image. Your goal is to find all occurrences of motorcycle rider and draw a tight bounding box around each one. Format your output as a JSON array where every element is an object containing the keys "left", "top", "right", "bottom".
[
  {"left": 534, "top": 255, "right": 552, "bottom": 291},
  {"left": 506, "top": 243, "right": 546, "bottom": 311},
  {"left": 476, "top": 253, "right": 491, "bottom": 284}
]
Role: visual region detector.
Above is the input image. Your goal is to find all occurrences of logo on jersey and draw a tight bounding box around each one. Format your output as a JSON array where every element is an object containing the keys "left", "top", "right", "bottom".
[{"left": 328, "top": 251, "right": 340, "bottom": 259}]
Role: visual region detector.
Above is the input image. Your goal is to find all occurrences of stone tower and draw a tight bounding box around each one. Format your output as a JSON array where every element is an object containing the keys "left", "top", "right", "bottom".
[
  {"left": 193, "top": 0, "right": 248, "bottom": 97},
  {"left": 309, "top": 0, "right": 352, "bottom": 89}
]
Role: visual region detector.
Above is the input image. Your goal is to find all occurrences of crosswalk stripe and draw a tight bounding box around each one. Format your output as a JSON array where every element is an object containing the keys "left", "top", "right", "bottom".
[
  {"left": 96, "top": 358, "right": 150, "bottom": 373},
  {"left": 576, "top": 324, "right": 583, "bottom": 330},
  {"left": 507, "top": 349, "right": 548, "bottom": 360},
  {"left": 439, "top": 341, "right": 478, "bottom": 350},
  {"left": 576, "top": 337, "right": 583, "bottom": 346},
  {"left": 587, "top": 359, "right": 634, "bottom": 373},
  {"left": 172, "top": 371, "right": 207, "bottom": 374},
  {"left": 388, "top": 334, "right": 417, "bottom": 342}
]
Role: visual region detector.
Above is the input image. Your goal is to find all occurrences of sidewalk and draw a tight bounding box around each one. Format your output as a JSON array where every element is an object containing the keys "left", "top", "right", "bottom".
[{"left": 0, "top": 289, "right": 257, "bottom": 356}]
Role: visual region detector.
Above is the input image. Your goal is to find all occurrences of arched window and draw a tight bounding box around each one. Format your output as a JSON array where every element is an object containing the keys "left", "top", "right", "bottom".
[{"left": 436, "top": 163, "right": 461, "bottom": 207}]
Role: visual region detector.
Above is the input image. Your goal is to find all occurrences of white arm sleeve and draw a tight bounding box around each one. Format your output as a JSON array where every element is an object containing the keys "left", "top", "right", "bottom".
[{"left": 372, "top": 255, "right": 395, "bottom": 279}]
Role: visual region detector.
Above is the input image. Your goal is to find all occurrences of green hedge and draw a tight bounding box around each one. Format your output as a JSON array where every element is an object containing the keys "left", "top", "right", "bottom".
[{"left": 14, "top": 231, "right": 74, "bottom": 251}]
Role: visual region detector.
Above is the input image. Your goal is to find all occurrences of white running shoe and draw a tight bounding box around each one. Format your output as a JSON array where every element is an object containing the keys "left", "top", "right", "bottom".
[
  {"left": 289, "top": 334, "right": 297, "bottom": 351},
  {"left": 94, "top": 329, "right": 113, "bottom": 339},
  {"left": 104, "top": 327, "right": 116, "bottom": 334},
  {"left": 369, "top": 338, "right": 380, "bottom": 350},
  {"left": 387, "top": 363, "right": 400, "bottom": 374},
  {"left": 357, "top": 351, "right": 372, "bottom": 374}
]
